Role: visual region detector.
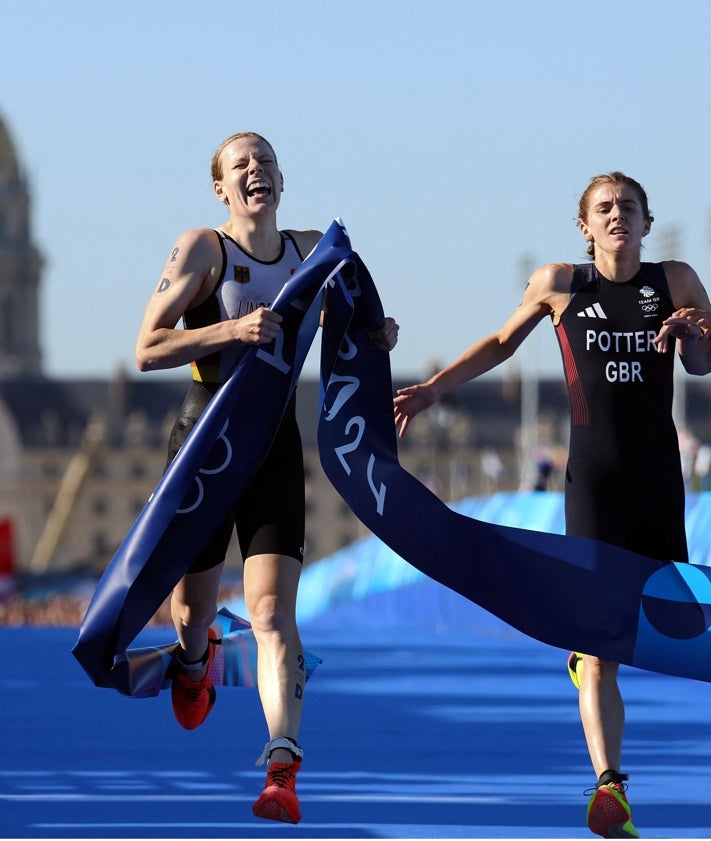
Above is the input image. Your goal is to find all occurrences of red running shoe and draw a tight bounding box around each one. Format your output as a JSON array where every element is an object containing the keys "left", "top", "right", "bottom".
[
  {"left": 252, "top": 761, "right": 302, "bottom": 824},
  {"left": 587, "top": 781, "right": 639, "bottom": 838},
  {"left": 171, "top": 628, "right": 219, "bottom": 730}
]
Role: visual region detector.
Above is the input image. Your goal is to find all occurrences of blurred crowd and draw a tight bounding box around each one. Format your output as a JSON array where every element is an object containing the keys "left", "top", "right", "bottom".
[
  {"left": 0, "top": 591, "right": 93, "bottom": 627},
  {"left": 0, "top": 576, "right": 243, "bottom": 628}
]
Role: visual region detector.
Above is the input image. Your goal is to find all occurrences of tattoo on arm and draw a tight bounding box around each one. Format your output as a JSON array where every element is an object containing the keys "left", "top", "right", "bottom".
[{"left": 156, "top": 278, "right": 171, "bottom": 293}]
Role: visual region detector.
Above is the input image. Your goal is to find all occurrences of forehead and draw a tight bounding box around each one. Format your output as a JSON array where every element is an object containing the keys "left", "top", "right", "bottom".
[
  {"left": 589, "top": 182, "right": 640, "bottom": 206},
  {"left": 220, "top": 137, "right": 276, "bottom": 164}
]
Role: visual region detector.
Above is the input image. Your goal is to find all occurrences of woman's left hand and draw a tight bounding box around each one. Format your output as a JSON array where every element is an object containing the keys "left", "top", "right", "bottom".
[
  {"left": 368, "top": 316, "right": 399, "bottom": 351},
  {"left": 653, "top": 307, "right": 711, "bottom": 353}
]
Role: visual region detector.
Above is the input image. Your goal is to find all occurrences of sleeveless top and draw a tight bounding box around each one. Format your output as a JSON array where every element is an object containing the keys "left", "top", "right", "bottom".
[
  {"left": 555, "top": 262, "right": 676, "bottom": 440},
  {"left": 184, "top": 230, "right": 304, "bottom": 383},
  {"left": 554, "top": 262, "right": 687, "bottom": 560}
]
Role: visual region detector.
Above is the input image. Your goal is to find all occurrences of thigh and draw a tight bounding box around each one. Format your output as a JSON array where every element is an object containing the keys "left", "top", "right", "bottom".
[
  {"left": 235, "top": 406, "right": 305, "bottom": 563},
  {"left": 565, "top": 455, "right": 688, "bottom": 561},
  {"left": 172, "top": 561, "right": 224, "bottom": 614},
  {"left": 166, "top": 382, "right": 234, "bottom": 573}
]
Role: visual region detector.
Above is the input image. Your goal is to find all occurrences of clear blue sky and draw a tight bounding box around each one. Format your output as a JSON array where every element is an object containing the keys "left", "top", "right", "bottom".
[{"left": 3, "top": 0, "right": 711, "bottom": 383}]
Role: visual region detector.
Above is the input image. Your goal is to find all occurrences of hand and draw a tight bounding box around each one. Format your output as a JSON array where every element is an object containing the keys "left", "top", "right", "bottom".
[
  {"left": 235, "top": 307, "right": 283, "bottom": 345},
  {"left": 393, "top": 383, "right": 437, "bottom": 438},
  {"left": 368, "top": 317, "right": 399, "bottom": 351},
  {"left": 653, "top": 307, "right": 711, "bottom": 353}
]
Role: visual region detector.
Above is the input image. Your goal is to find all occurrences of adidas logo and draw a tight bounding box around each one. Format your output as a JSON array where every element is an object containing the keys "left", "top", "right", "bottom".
[{"left": 577, "top": 303, "right": 607, "bottom": 319}]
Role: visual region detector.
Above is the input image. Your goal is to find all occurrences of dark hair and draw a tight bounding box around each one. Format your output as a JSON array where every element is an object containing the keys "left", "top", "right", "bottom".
[
  {"left": 210, "top": 132, "right": 278, "bottom": 182},
  {"left": 577, "top": 171, "right": 654, "bottom": 259}
]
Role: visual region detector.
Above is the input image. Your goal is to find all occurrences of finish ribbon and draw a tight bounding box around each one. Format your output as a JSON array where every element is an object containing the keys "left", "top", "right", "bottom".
[{"left": 74, "top": 220, "right": 711, "bottom": 693}]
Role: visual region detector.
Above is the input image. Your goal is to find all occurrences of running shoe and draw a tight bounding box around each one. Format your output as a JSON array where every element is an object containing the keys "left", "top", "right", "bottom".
[
  {"left": 587, "top": 781, "right": 639, "bottom": 839},
  {"left": 568, "top": 650, "right": 583, "bottom": 689},
  {"left": 252, "top": 760, "right": 302, "bottom": 824},
  {"left": 171, "top": 628, "right": 219, "bottom": 730}
]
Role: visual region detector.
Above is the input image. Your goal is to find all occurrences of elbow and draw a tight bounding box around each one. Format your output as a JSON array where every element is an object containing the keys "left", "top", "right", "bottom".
[
  {"left": 680, "top": 350, "right": 711, "bottom": 377},
  {"left": 495, "top": 338, "right": 516, "bottom": 365},
  {"left": 135, "top": 346, "right": 155, "bottom": 373},
  {"left": 684, "top": 363, "right": 711, "bottom": 377},
  {"left": 500, "top": 344, "right": 516, "bottom": 364}
]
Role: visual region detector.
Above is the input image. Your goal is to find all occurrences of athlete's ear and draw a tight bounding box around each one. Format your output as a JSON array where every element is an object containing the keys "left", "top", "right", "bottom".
[
  {"left": 578, "top": 221, "right": 592, "bottom": 242},
  {"left": 642, "top": 218, "right": 652, "bottom": 237},
  {"left": 279, "top": 169, "right": 284, "bottom": 192},
  {"left": 214, "top": 180, "right": 228, "bottom": 204}
]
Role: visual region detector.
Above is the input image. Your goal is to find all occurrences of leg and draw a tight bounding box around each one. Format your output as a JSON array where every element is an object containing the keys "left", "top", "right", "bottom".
[
  {"left": 578, "top": 655, "right": 623, "bottom": 777},
  {"left": 245, "top": 552, "right": 304, "bottom": 824},
  {"left": 578, "top": 656, "right": 639, "bottom": 837},
  {"left": 169, "top": 563, "right": 223, "bottom": 730},
  {"left": 243, "top": 552, "right": 304, "bottom": 761},
  {"left": 171, "top": 562, "right": 224, "bottom": 674}
]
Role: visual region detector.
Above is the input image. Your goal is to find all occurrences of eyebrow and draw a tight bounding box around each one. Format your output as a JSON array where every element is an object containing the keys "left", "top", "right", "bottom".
[
  {"left": 232, "top": 153, "right": 275, "bottom": 165},
  {"left": 595, "top": 197, "right": 639, "bottom": 209}
]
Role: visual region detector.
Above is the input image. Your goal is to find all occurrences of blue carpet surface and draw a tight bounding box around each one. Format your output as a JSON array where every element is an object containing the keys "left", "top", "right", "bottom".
[{"left": 2, "top": 602, "right": 710, "bottom": 839}]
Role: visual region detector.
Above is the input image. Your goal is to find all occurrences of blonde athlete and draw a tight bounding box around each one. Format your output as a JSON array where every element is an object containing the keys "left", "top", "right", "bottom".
[{"left": 136, "top": 132, "right": 398, "bottom": 824}]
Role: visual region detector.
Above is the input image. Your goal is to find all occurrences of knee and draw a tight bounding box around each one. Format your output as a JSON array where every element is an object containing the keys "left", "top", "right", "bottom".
[
  {"left": 247, "top": 592, "right": 293, "bottom": 636},
  {"left": 171, "top": 594, "right": 215, "bottom": 631}
]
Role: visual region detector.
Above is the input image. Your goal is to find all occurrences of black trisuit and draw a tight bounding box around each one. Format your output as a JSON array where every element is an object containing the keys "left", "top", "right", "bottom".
[
  {"left": 554, "top": 262, "right": 688, "bottom": 563},
  {"left": 166, "top": 230, "right": 307, "bottom": 572}
]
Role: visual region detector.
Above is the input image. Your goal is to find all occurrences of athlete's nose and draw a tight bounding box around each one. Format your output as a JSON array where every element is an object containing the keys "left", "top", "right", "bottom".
[{"left": 612, "top": 201, "right": 625, "bottom": 221}]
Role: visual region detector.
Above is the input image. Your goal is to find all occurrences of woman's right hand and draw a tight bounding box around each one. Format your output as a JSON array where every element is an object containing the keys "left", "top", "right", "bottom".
[
  {"left": 233, "top": 307, "right": 283, "bottom": 344},
  {"left": 393, "top": 383, "right": 438, "bottom": 438}
]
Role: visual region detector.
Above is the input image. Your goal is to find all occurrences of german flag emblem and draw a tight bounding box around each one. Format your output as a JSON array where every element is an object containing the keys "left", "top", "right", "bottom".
[{"left": 234, "top": 266, "right": 251, "bottom": 284}]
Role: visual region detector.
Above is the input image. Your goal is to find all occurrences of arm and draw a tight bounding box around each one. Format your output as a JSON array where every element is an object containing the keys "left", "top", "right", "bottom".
[
  {"left": 369, "top": 316, "right": 399, "bottom": 351},
  {"left": 653, "top": 260, "right": 711, "bottom": 375},
  {"left": 286, "top": 228, "right": 323, "bottom": 260},
  {"left": 393, "top": 263, "right": 570, "bottom": 437},
  {"left": 135, "top": 228, "right": 283, "bottom": 372},
  {"left": 289, "top": 228, "right": 400, "bottom": 350}
]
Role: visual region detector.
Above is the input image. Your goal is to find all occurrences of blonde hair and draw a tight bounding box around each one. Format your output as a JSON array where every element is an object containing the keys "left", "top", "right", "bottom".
[{"left": 210, "top": 132, "right": 278, "bottom": 181}]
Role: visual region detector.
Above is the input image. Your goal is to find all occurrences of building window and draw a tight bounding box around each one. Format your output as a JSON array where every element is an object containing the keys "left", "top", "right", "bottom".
[
  {"left": 92, "top": 495, "right": 108, "bottom": 516},
  {"left": 41, "top": 460, "right": 61, "bottom": 477},
  {"left": 130, "top": 460, "right": 146, "bottom": 478}
]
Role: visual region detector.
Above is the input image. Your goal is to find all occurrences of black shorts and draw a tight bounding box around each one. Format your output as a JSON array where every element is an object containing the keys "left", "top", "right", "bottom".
[
  {"left": 564, "top": 453, "right": 688, "bottom": 562},
  {"left": 167, "top": 382, "right": 305, "bottom": 573}
]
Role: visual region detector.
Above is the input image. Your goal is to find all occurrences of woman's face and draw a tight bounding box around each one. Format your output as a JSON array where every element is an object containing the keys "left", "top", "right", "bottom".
[
  {"left": 579, "top": 182, "right": 651, "bottom": 257},
  {"left": 213, "top": 136, "right": 283, "bottom": 216}
]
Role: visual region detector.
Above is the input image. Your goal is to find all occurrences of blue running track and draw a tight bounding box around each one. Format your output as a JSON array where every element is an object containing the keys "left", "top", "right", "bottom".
[{"left": 2, "top": 579, "right": 711, "bottom": 839}]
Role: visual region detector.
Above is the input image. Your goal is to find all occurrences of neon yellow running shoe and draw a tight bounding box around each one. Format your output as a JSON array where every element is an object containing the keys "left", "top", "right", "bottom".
[
  {"left": 568, "top": 650, "right": 583, "bottom": 689},
  {"left": 586, "top": 772, "right": 639, "bottom": 839}
]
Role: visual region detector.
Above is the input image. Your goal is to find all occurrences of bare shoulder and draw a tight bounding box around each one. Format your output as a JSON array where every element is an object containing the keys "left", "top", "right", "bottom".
[
  {"left": 284, "top": 228, "right": 323, "bottom": 258},
  {"left": 161, "top": 227, "right": 223, "bottom": 281},
  {"left": 662, "top": 259, "right": 699, "bottom": 284},
  {"left": 527, "top": 262, "right": 574, "bottom": 296},
  {"left": 156, "top": 227, "right": 223, "bottom": 306},
  {"left": 519, "top": 262, "right": 574, "bottom": 324},
  {"left": 172, "top": 226, "right": 222, "bottom": 258},
  {"left": 662, "top": 260, "right": 711, "bottom": 308}
]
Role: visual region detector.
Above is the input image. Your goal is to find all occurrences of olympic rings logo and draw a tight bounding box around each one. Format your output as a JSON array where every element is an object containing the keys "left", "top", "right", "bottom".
[{"left": 177, "top": 419, "right": 233, "bottom": 514}]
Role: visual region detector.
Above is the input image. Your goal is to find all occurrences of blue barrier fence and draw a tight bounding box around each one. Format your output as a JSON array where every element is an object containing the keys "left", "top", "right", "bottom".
[{"left": 227, "top": 491, "right": 711, "bottom": 628}]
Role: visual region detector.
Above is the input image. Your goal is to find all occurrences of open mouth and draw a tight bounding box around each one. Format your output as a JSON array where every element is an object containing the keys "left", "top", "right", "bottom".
[{"left": 247, "top": 180, "right": 272, "bottom": 198}]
